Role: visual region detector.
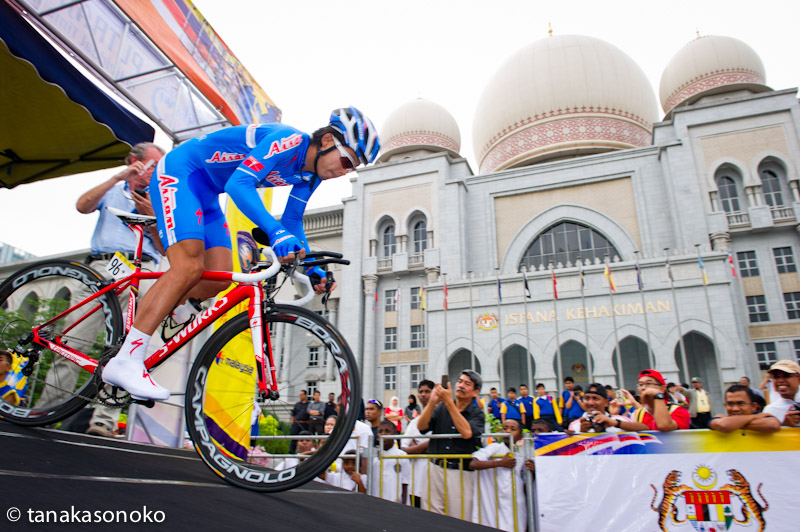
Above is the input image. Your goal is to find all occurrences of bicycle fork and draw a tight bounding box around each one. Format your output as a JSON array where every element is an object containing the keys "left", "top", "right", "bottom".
[{"left": 247, "top": 285, "right": 280, "bottom": 400}]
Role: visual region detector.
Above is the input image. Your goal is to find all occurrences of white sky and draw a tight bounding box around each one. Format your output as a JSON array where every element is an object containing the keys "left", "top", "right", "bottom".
[{"left": 2, "top": 0, "right": 799, "bottom": 257}]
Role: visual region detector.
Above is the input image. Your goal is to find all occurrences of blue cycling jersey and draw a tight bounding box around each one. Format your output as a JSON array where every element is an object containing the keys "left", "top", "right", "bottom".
[{"left": 151, "top": 123, "right": 320, "bottom": 252}]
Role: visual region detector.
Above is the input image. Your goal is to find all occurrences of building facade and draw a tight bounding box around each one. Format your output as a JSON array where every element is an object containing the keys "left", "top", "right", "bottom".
[{"left": 324, "top": 35, "right": 800, "bottom": 410}]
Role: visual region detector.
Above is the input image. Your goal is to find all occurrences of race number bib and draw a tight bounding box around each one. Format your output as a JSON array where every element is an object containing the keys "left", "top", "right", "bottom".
[{"left": 105, "top": 252, "right": 135, "bottom": 279}]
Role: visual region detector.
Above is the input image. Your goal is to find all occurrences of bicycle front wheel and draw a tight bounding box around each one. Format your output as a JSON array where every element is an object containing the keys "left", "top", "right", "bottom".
[
  {"left": 0, "top": 260, "right": 124, "bottom": 425},
  {"left": 185, "top": 305, "right": 361, "bottom": 492}
]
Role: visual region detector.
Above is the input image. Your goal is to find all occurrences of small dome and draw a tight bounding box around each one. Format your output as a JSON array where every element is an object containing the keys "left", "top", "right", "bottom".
[
  {"left": 377, "top": 98, "right": 461, "bottom": 163},
  {"left": 473, "top": 35, "right": 658, "bottom": 174},
  {"left": 659, "top": 35, "right": 769, "bottom": 115}
]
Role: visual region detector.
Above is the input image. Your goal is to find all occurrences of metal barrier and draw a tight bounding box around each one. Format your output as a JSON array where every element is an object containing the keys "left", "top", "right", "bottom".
[
  {"left": 369, "top": 433, "right": 536, "bottom": 531},
  {"left": 250, "top": 430, "right": 538, "bottom": 531}
]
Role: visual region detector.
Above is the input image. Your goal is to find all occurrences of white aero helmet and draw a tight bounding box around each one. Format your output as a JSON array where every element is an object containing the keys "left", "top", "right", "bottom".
[{"left": 329, "top": 106, "right": 380, "bottom": 166}]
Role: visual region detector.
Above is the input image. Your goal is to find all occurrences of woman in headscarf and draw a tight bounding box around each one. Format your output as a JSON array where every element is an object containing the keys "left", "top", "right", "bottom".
[{"left": 384, "top": 396, "right": 404, "bottom": 432}]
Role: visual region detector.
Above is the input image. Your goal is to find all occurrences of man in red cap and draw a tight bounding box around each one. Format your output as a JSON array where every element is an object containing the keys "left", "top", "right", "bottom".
[{"left": 626, "top": 369, "right": 690, "bottom": 431}]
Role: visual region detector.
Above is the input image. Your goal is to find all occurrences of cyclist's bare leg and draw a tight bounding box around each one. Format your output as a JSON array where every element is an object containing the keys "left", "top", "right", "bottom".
[
  {"left": 102, "top": 239, "right": 215, "bottom": 400},
  {"left": 132, "top": 242, "right": 231, "bottom": 334},
  {"left": 172, "top": 246, "right": 233, "bottom": 304}
]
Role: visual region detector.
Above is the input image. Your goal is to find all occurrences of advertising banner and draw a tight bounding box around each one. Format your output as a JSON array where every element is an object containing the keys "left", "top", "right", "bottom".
[
  {"left": 534, "top": 429, "right": 799, "bottom": 532},
  {"left": 21, "top": 0, "right": 280, "bottom": 141},
  {"left": 115, "top": 0, "right": 280, "bottom": 126}
]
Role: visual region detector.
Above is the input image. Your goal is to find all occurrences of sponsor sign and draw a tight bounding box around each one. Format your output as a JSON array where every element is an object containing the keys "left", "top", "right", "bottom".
[{"left": 534, "top": 429, "right": 799, "bottom": 532}]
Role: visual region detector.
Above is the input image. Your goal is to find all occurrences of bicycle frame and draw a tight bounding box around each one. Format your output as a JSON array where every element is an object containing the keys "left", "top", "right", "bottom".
[{"left": 30, "top": 223, "right": 280, "bottom": 396}]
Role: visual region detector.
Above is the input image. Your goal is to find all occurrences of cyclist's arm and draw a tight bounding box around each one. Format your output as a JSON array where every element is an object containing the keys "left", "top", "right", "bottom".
[
  {"left": 281, "top": 181, "right": 320, "bottom": 254},
  {"left": 224, "top": 173, "right": 285, "bottom": 237}
]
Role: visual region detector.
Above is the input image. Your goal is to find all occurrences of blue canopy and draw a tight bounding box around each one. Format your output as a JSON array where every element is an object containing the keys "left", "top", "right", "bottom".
[{"left": 0, "top": 1, "right": 155, "bottom": 188}]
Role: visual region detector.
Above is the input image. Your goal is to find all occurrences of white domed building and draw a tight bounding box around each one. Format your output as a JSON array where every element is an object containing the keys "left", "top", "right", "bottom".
[
  {"left": 378, "top": 98, "right": 461, "bottom": 163},
  {"left": 474, "top": 35, "right": 658, "bottom": 173},
  {"left": 294, "top": 32, "right": 800, "bottom": 411},
  {"left": 310, "top": 31, "right": 800, "bottom": 410},
  {"left": 660, "top": 35, "right": 770, "bottom": 117}
]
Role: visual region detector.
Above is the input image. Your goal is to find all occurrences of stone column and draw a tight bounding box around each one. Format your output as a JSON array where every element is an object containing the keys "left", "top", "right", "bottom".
[
  {"left": 710, "top": 232, "right": 731, "bottom": 252},
  {"left": 362, "top": 275, "right": 379, "bottom": 400},
  {"left": 790, "top": 180, "right": 800, "bottom": 202},
  {"left": 709, "top": 191, "right": 719, "bottom": 212}
]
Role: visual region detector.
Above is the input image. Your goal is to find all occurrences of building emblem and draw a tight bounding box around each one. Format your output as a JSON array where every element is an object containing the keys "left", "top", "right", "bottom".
[
  {"left": 650, "top": 466, "right": 768, "bottom": 531},
  {"left": 476, "top": 313, "right": 498, "bottom": 331}
]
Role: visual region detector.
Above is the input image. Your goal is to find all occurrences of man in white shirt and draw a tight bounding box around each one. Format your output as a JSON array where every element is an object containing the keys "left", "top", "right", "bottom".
[
  {"left": 763, "top": 360, "right": 800, "bottom": 427},
  {"left": 402, "top": 379, "right": 434, "bottom": 508}
]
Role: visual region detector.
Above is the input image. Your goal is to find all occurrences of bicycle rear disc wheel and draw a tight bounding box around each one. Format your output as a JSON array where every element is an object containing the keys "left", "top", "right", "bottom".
[
  {"left": 185, "top": 306, "right": 360, "bottom": 492},
  {"left": 0, "top": 260, "right": 124, "bottom": 425}
]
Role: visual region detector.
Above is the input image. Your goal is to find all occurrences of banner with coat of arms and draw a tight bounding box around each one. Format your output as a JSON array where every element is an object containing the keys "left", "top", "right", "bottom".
[{"left": 534, "top": 429, "right": 799, "bottom": 531}]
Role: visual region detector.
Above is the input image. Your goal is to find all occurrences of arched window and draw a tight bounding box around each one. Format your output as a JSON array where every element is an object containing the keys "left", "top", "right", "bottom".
[
  {"left": 717, "top": 176, "right": 741, "bottom": 213},
  {"left": 715, "top": 166, "right": 744, "bottom": 214},
  {"left": 519, "top": 222, "right": 619, "bottom": 271},
  {"left": 382, "top": 225, "right": 396, "bottom": 258},
  {"left": 448, "top": 349, "right": 481, "bottom": 389},
  {"left": 413, "top": 220, "right": 427, "bottom": 254},
  {"left": 759, "top": 161, "right": 787, "bottom": 208}
]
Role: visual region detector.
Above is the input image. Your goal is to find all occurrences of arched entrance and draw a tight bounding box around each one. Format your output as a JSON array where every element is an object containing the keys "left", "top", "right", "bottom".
[
  {"left": 612, "top": 336, "right": 653, "bottom": 391},
  {"left": 674, "top": 332, "right": 722, "bottom": 412},
  {"left": 553, "top": 340, "right": 594, "bottom": 388},
  {"left": 498, "top": 344, "right": 535, "bottom": 391},
  {"left": 448, "top": 349, "right": 481, "bottom": 389}
]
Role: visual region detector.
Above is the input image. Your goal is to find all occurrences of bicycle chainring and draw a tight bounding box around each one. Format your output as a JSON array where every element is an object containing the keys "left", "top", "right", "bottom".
[{"left": 94, "top": 349, "right": 132, "bottom": 408}]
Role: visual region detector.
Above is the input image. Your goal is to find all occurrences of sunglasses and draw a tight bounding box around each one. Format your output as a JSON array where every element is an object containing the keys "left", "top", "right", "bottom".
[
  {"left": 333, "top": 137, "right": 359, "bottom": 172},
  {"left": 367, "top": 399, "right": 383, "bottom": 409}
]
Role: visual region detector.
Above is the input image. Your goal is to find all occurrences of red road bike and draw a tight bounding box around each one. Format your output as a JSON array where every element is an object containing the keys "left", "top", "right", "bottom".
[{"left": 0, "top": 208, "right": 360, "bottom": 491}]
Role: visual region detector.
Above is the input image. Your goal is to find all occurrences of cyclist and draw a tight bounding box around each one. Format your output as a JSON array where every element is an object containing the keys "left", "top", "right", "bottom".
[{"left": 102, "top": 107, "right": 380, "bottom": 400}]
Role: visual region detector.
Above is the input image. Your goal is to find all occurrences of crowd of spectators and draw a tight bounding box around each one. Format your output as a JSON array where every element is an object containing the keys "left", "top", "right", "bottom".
[{"left": 281, "top": 359, "right": 799, "bottom": 531}]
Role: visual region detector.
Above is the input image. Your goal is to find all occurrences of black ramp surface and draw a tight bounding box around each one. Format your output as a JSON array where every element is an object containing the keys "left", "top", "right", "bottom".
[{"left": 0, "top": 423, "right": 495, "bottom": 531}]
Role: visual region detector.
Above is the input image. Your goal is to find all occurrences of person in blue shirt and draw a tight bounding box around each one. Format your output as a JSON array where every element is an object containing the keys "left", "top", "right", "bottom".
[
  {"left": 518, "top": 384, "right": 535, "bottom": 430},
  {"left": 487, "top": 387, "right": 505, "bottom": 419},
  {"left": 102, "top": 108, "right": 380, "bottom": 400},
  {"left": 560, "top": 376, "right": 585, "bottom": 429},
  {"left": 500, "top": 387, "right": 526, "bottom": 426},
  {"left": 533, "top": 383, "right": 563, "bottom": 429}
]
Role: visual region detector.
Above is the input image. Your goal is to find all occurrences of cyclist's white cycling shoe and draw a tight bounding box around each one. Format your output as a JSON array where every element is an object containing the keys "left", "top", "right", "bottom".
[{"left": 102, "top": 357, "right": 170, "bottom": 401}]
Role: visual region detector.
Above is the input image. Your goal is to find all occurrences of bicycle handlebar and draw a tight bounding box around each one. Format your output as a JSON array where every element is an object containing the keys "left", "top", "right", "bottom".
[{"left": 229, "top": 247, "right": 323, "bottom": 307}]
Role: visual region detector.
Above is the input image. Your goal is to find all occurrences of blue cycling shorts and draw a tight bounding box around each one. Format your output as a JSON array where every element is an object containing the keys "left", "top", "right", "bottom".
[{"left": 150, "top": 152, "right": 231, "bottom": 251}]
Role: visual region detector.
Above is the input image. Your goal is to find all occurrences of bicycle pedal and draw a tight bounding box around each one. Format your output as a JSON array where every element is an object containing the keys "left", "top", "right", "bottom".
[{"left": 131, "top": 398, "right": 156, "bottom": 408}]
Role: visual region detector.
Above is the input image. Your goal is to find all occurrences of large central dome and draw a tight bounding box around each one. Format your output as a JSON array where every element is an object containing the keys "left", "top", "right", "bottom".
[{"left": 473, "top": 35, "right": 659, "bottom": 173}]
